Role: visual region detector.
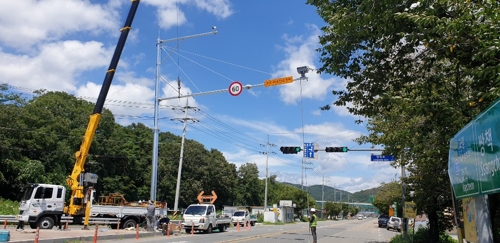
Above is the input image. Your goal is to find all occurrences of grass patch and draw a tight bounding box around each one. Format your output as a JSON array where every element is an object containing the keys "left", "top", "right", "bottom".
[{"left": 262, "top": 221, "right": 285, "bottom": 225}]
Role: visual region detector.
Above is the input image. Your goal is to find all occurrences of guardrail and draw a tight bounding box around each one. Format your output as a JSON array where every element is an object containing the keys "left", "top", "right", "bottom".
[
  {"left": 0, "top": 215, "right": 120, "bottom": 225},
  {"left": 0, "top": 215, "right": 17, "bottom": 223}
]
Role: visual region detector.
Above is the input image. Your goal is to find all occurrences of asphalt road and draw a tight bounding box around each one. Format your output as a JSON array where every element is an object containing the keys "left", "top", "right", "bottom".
[{"left": 100, "top": 218, "right": 401, "bottom": 243}]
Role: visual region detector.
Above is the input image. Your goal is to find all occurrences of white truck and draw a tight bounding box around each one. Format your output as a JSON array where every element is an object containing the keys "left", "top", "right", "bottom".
[
  {"left": 17, "top": 183, "right": 166, "bottom": 229},
  {"left": 181, "top": 204, "right": 231, "bottom": 234},
  {"left": 231, "top": 210, "right": 257, "bottom": 227}
]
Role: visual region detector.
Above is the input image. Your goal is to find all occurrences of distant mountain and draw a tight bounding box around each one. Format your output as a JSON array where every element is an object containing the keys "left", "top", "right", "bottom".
[{"left": 283, "top": 182, "right": 380, "bottom": 203}]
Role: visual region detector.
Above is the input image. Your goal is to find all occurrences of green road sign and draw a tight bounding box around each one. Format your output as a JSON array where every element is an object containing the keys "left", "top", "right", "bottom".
[
  {"left": 369, "top": 195, "right": 374, "bottom": 203},
  {"left": 448, "top": 98, "right": 500, "bottom": 199}
]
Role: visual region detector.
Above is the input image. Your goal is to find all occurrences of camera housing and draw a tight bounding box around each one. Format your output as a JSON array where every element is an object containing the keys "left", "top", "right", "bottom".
[{"left": 296, "top": 66, "right": 309, "bottom": 78}]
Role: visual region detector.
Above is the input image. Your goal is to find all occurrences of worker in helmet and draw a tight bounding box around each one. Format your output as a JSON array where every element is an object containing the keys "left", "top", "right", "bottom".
[{"left": 309, "top": 208, "right": 318, "bottom": 243}]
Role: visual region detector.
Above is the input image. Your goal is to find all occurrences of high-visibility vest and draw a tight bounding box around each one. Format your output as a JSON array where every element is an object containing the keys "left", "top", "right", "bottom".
[{"left": 310, "top": 214, "right": 317, "bottom": 227}]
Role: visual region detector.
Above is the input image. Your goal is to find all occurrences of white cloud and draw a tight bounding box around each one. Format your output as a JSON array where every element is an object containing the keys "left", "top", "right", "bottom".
[
  {"left": 191, "top": 0, "right": 233, "bottom": 18},
  {"left": 75, "top": 82, "right": 155, "bottom": 119},
  {"left": 143, "top": 0, "right": 232, "bottom": 30},
  {"left": 0, "top": 0, "right": 119, "bottom": 49},
  {"left": 0, "top": 40, "right": 111, "bottom": 93},
  {"left": 273, "top": 24, "right": 344, "bottom": 105}
]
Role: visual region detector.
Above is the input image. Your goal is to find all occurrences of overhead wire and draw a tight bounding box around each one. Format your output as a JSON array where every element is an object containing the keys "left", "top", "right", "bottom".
[
  {"left": 163, "top": 47, "right": 234, "bottom": 82},
  {"left": 194, "top": 121, "right": 262, "bottom": 152},
  {"left": 165, "top": 47, "right": 273, "bottom": 76},
  {"left": 197, "top": 109, "right": 267, "bottom": 144},
  {"left": 188, "top": 124, "right": 260, "bottom": 153},
  {"left": 2, "top": 37, "right": 311, "bottom": 172},
  {"left": 164, "top": 50, "right": 201, "bottom": 93}
]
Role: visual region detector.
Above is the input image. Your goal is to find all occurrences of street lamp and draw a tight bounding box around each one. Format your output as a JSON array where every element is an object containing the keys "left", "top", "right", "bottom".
[{"left": 151, "top": 27, "right": 218, "bottom": 207}]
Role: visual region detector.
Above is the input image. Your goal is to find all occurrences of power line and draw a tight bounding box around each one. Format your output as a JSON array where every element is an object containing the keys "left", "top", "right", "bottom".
[{"left": 163, "top": 46, "right": 273, "bottom": 76}]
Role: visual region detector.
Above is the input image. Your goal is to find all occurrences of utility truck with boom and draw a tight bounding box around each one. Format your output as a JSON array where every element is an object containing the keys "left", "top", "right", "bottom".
[
  {"left": 16, "top": 0, "right": 166, "bottom": 230},
  {"left": 181, "top": 191, "right": 231, "bottom": 234}
]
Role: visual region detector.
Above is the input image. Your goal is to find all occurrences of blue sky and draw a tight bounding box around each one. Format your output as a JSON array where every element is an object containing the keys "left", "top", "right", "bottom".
[{"left": 0, "top": 0, "right": 400, "bottom": 193}]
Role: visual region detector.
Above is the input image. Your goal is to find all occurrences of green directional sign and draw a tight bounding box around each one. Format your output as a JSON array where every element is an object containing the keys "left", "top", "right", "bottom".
[{"left": 448, "top": 98, "right": 500, "bottom": 199}]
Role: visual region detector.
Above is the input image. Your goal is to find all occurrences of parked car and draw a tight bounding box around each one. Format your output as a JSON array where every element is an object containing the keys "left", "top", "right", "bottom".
[
  {"left": 378, "top": 214, "right": 390, "bottom": 228},
  {"left": 387, "top": 216, "right": 402, "bottom": 232}
]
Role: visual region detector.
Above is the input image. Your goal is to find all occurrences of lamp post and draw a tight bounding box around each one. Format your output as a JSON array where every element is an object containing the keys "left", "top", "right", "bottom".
[{"left": 152, "top": 27, "right": 218, "bottom": 205}]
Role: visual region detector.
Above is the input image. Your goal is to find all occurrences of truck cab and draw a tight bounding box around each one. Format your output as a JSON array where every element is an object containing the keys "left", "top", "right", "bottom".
[
  {"left": 231, "top": 210, "right": 255, "bottom": 226},
  {"left": 18, "top": 184, "right": 66, "bottom": 229},
  {"left": 182, "top": 204, "right": 230, "bottom": 234}
]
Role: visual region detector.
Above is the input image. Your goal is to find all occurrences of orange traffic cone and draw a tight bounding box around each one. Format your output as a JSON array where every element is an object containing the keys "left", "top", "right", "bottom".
[
  {"left": 34, "top": 227, "right": 40, "bottom": 243},
  {"left": 191, "top": 222, "right": 194, "bottom": 235},
  {"left": 93, "top": 225, "right": 98, "bottom": 243},
  {"left": 236, "top": 221, "right": 240, "bottom": 232}
]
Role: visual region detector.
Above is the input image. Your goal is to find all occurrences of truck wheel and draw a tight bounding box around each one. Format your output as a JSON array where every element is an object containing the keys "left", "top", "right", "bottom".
[
  {"left": 29, "top": 222, "right": 37, "bottom": 229},
  {"left": 218, "top": 224, "right": 226, "bottom": 232},
  {"left": 250, "top": 222, "right": 255, "bottom": 226},
  {"left": 122, "top": 219, "right": 137, "bottom": 229},
  {"left": 185, "top": 229, "right": 192, "bottom": 234},
  {"left": 204, "top": 224, "right": 212, "bottom": 234},
  {"left": 37, "top": 217, "right": 55, "bottom": 229}
]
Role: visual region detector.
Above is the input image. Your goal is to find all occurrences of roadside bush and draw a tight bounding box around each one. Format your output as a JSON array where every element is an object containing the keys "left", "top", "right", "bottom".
[
  {"left": 390, "top": 228, "right": 457, "bottom": 243},
  {"left": 257, "top": 213, "right": 264, "bottom": 223},
  {"left": 0, "top": 198, "right": 18, "bottom": 215}
]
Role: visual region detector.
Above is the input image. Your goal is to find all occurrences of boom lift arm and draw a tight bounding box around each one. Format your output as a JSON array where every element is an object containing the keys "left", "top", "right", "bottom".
[{"left": 64, "top": 0, "right": 141, "bottom": 228}]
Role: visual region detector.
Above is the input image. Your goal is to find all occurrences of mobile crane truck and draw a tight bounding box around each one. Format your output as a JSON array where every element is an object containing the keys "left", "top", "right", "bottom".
[{"left": 16, "top": 0, "right": 166, "bottom": 230}]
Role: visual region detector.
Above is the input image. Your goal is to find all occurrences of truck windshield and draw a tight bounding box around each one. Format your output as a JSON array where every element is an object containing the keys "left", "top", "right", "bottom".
[
  {"left": 233, "top": 211, "right": 245, "bottom": 216},
  {"left": 21, "top": 187, "right": 35, "bottom": 201},
  {"left": 184, "top": 205, "right": 207, "bottom": 215}
]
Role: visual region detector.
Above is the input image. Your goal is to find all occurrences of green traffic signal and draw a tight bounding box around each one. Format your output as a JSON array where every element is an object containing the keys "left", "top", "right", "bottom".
[
  {"left": 280, "top": 146, "right": 302, "bottom": 154},
  {"left": 325, "top": 146, "right": 349, "bottom": 152}
]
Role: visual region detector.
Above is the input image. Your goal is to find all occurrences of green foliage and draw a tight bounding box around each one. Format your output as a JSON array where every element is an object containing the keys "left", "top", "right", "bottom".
[
  {"left": 285, "top": 182, "right": 374, "bottom": 203},
  {"left": 323, "top": 202, "right": 342, "bottom": 218},
  {"left": 0, "top": 88, "right": 318, "bottom": 213},
  {"left": 373, "top": 182, "right": 402, "bottom": 215},
  {"left": 268, "top": 181, "right": 316, "bottom": 216},
  {"left": 256, "top": 213, "right": 264, "bottom": 223},
  {"left": 0, "top": 198, "right": 18, "bottom": 215},
  {"left": 307, "top": 0, "right": 500, "bottom": 242},
  {"left": 390, "top": 227, "right": 457, "bottom": 243}
]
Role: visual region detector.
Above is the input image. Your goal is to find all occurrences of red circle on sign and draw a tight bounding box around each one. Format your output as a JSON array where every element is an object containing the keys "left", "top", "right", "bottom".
[{"left": 228, "top": 81, "right": 243, "bottom": 96}]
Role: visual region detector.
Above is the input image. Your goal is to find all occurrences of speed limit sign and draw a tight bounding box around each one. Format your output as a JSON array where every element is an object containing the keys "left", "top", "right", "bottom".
[{"left": 228, "top": 81, "right": 243, "bottom": 96}]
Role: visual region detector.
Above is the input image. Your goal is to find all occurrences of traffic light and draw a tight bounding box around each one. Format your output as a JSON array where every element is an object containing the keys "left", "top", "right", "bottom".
[
  {"left": 325, "top": 147, "right": 349, "bottom": 152},
  {"left": 280, "top": 146, "right": 302, "bottom": 154}
]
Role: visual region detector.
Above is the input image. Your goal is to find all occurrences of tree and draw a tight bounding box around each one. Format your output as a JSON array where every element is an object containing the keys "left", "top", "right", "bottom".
[
  {"left": 324, "top": 202, "right": 342, "bottom": 219},
  {"left": 234, "top": 163, "right": 262, "bottom": 206},
  {"left": 307, "top": 0, "right": 500, "bottom": 241},
  {"left": 373, "top": 182, "right": 402, "bottom": 216}
]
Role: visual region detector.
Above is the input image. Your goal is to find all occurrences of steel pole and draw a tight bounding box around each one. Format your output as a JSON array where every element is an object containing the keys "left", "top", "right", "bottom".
[
  {"left": 150, "top": 38, "right": 161, "bottom": 201},
  {"left": 264, "top": 135, "right": 269, "bottom": 211}
]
